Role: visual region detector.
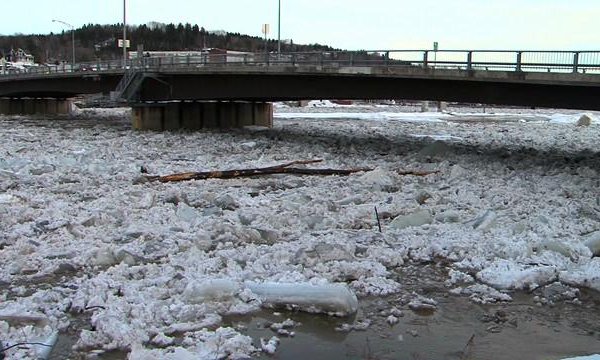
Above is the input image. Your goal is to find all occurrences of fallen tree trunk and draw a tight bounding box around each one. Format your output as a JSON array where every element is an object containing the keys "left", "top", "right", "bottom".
[{"left": 144, "top": 160, "right": 438, "bottom": 183}]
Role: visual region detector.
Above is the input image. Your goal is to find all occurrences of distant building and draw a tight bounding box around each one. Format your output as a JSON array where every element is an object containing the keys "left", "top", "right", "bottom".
[{"left": 6, "top": 48, "right": 34, "bottom": 64}]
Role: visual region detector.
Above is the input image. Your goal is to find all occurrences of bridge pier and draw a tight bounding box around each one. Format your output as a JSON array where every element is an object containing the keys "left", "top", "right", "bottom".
[
  {"left": 132, "top": 101, "right": 274, "bottom": 131},
  {"left": 0, "top": 98, "right": 72, "bottom": 116}
]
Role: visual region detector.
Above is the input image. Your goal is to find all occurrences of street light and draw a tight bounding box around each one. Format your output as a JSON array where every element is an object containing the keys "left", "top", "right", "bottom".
[
  {"left": 123, "top": 0, "right": 127, "bottom": 68},
  {"left": 277, "top": 0, "right": 281, "bottom": 60},
  {"left": 52, "top": 19, "right": 75, "bottom": 70}
]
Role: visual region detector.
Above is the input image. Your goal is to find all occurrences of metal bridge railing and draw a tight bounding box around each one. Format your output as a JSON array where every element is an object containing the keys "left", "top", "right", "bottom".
[{"left": 2, "top": 50, "right": 600, "bottom": 79}]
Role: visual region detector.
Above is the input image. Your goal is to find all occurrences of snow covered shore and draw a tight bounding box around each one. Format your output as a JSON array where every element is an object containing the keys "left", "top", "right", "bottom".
[{"left": 1, "top": 105, "right": 600, "bottom": 358}]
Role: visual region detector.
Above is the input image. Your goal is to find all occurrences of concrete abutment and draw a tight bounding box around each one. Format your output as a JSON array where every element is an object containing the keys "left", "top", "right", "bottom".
[
  {"left": 132, "top": 101, "right": 274, "bottom": 131},
  {"left": 0, "top": 98, "right": 72, "bottom": 115}
]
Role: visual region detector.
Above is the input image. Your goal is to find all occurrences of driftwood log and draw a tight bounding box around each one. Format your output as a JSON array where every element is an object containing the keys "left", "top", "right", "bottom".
[{"left": 144, "top": 159, "right": 438, "bottom": 183}]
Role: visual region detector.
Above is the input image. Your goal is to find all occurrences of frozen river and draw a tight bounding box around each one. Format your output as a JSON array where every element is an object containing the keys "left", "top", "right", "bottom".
[{"left": 1, "top": 103, "right": 600, "bottom": 359}]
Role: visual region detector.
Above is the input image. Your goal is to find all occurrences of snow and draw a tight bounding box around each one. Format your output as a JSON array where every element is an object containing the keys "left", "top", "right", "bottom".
[{"left": 1, "top": 104, "right": 600, "bottom": 357}]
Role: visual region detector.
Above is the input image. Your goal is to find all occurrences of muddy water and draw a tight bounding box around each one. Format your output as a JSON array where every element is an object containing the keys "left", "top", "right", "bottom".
[{"left": 224, "top": 293, "right": 600, "bottom": 360}]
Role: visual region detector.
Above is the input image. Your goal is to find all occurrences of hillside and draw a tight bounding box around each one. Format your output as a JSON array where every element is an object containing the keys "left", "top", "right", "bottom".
[{"left": 0, "top": 22, "right": 337, "bottom": 64}]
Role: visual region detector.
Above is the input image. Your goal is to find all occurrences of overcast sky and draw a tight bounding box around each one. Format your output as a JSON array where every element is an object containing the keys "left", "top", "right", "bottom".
[{"left": 2, "top": 0, "right": 599, "bottom": 50}]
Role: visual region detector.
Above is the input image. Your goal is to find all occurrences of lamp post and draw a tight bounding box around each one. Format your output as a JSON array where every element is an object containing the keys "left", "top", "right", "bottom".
[
  {"left": 123, "top": 0, "right": 127, "bottom": 68},
  {"left": 277, "top": 0, "right": 281, "bottom": 60},
  {"left": 52, "top": 19, "right": 75, "bottom": 70}
]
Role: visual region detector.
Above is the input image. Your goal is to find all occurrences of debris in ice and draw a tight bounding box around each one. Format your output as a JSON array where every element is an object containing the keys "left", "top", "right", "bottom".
[
  {"left": 476, "top": 260, "right": 557, "bottom": 290},
  {"left": 260, "top": 336, "right": 280, "bottom": 354},
  {"left": 389, "top": 209, "right": 433, "bottom": 230},
  {"left": 467, "top": 210, "right": 497, "bottom": 231},
  {"left": 183, "top": 279, "right": 239, "bottom": 303},
  {"left": 247, "top": 282, "right": 359, "bottom": 316}
]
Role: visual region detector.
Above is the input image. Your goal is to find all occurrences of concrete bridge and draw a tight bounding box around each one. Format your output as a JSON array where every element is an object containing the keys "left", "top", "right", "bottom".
[{"left": 1, "top": 49, "right": 600, "bottom": 130}]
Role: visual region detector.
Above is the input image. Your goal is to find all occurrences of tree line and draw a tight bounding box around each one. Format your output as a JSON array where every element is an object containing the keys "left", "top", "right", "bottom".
[{"left": 0, "top": 23, "right": 337, "bottom": 63}]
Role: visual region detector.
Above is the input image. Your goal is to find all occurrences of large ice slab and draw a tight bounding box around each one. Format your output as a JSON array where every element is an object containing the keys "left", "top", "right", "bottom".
[{"left": 246, "top": 282, "right": 359, "bottom": 316}]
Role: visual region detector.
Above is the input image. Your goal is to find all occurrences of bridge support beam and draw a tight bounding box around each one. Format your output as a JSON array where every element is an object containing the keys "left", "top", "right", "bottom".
[
  {"left": 0, "top": 98, "right": 72, "bottom": 116},
  {"left": 132, "top": 101, "right": 274, "bottom": 131}
]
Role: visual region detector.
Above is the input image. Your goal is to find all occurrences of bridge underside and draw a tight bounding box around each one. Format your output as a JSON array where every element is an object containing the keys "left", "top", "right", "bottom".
[{"left": 136, "top": 72, "right": 600, "bottom": 111}]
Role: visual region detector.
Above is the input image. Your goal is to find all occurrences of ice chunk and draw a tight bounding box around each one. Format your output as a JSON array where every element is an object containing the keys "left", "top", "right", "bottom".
[
  {"left": 559, "top": 258, "right": 600, "bottom": 292},
  {"left": 450, "top": 284, "right": 513, "bottom": 304},
  {"left": 247, "top": 282, "right": 359, "bottom": 316},
  {"left": 467, "top": 210, "right": 497, "bottom": 231},
  {"left": 357, "top": 167, "right": 396, "bottom": 191},
  {"left": 182, "top": 279, "right": 239, "bottom": 303},
  {"left": 584, "top": 231, "right": 600, "bottom": 257},
  {"left": 389, "top": 209, "right": 432, "bottom": 230},
  {"left": 260, "top": 336, "right": 280, "bottom": 354},
  {"left": 477, "top": 260, "right": 557, "bottom": 290},
  {"left": 176, "top": 203, "right": 200, "bottom": 224},
  {"left": 435, "top": 210, "right": 461, "bottom": 223},
  {"left": 561, "top": 356, "right": 600, "bottom": 360},
  {"left": 35, "top": 331, "right": 58, "bottom": 360}
]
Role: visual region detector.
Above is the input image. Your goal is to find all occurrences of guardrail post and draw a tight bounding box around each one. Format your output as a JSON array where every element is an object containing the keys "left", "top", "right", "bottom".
[
  {"left": 385, "top": 51, "right": 390, "bottom": 66},
  {"left": 573, "top": 52, "right": 580, "bottom": 73},
  {"left": 292, "top": 54, "right": 296, "bottom": 66},
  {"left": 320, "top": 52, "right": 324, "bottom": 66},
  {"left": 467, "top": 51, "right": 473, "bottom": 70},
  {"left": 350, "top": 52, "right": 354, "bottom": 66},
  {"left": 423, "top": 51, "right": 429, "bottom": 68},
  {"left": 516, "top": 51, "right": 522, "bottom": 72}
]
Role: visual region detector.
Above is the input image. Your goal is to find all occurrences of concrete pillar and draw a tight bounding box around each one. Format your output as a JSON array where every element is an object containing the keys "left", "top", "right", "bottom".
[
  {"left": 437, "top": 101, "right": 448, "bottom": 112},
  {"left": 0, "top": 98, "right": 72, "bottom": 115},
  {"left": 132, "top": 101, "right": 274, "bottom": 131}
]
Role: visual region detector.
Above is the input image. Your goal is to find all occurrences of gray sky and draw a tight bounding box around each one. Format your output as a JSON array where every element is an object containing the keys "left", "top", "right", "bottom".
[{"left": 2, "top": 0, "right": 600, "bottom": 50}]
